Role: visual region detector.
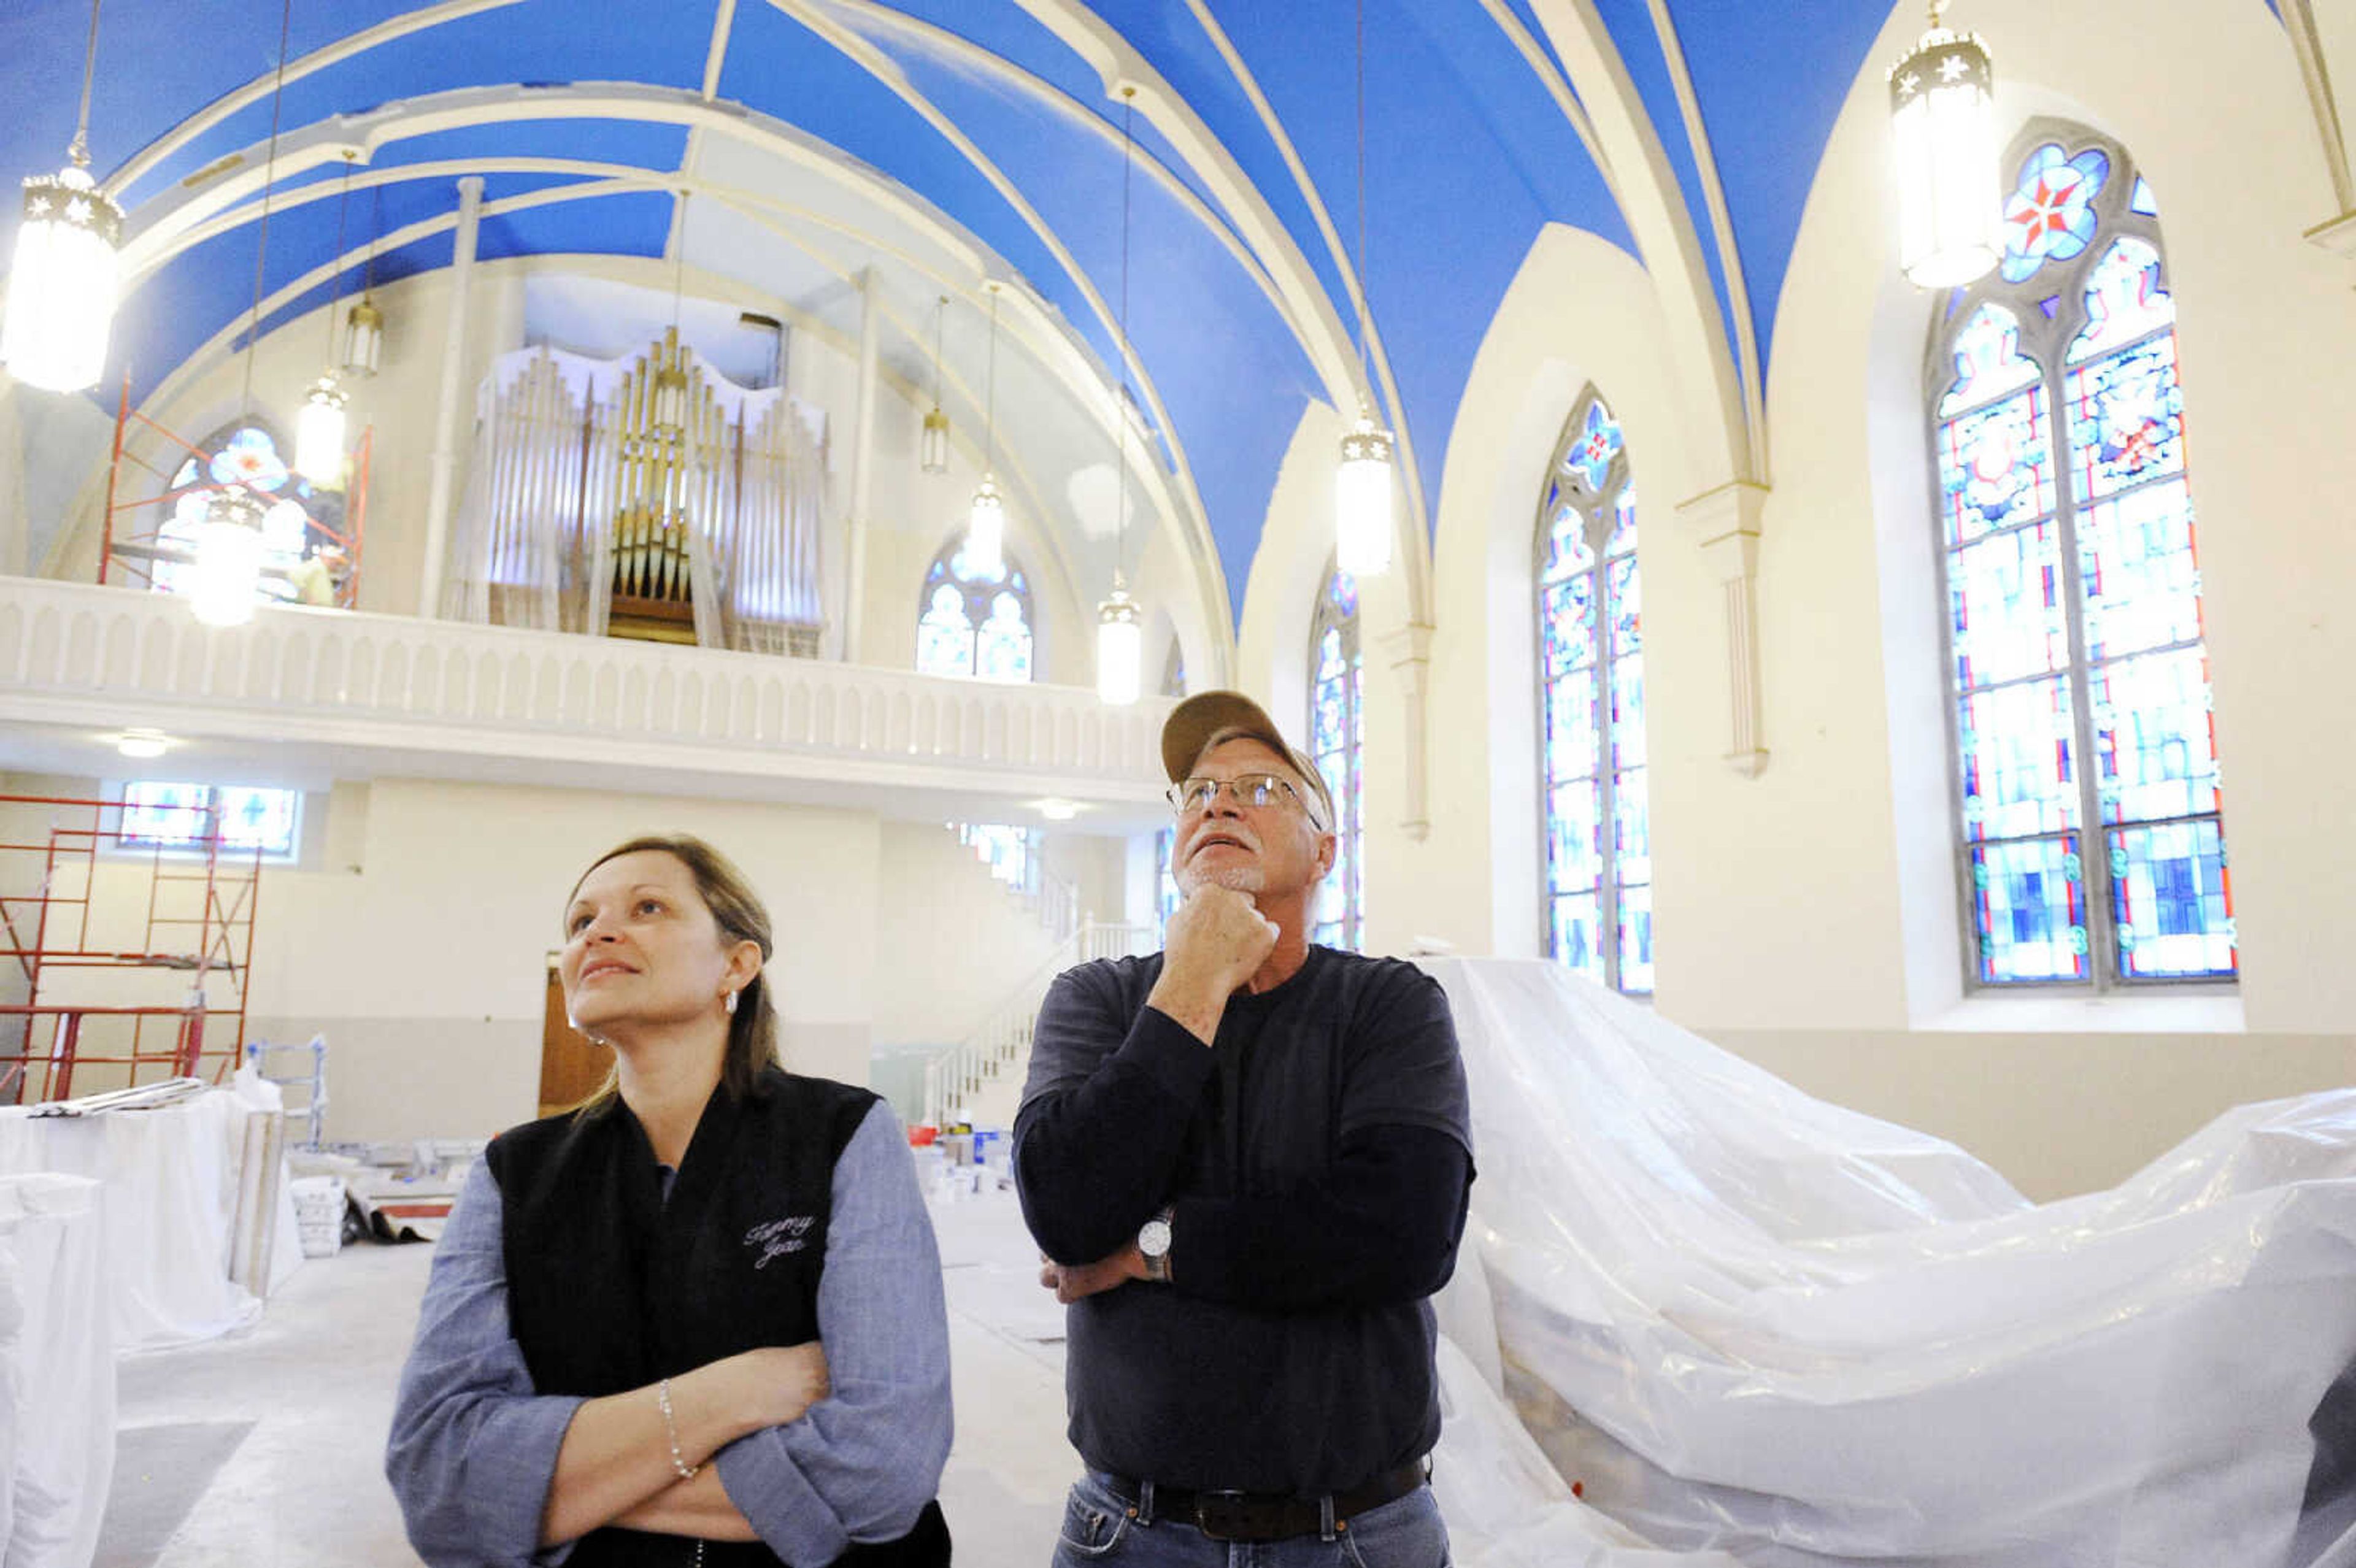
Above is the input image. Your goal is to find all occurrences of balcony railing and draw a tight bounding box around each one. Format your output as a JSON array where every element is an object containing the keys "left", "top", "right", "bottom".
[{"left": 0, "top": 577, "right": 1176, "bottom": 811}]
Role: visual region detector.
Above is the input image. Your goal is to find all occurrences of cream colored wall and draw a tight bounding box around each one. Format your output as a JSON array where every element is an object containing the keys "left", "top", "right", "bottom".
[{"left": 869, "top": 821, "right": 1064, "bottom": 1051}]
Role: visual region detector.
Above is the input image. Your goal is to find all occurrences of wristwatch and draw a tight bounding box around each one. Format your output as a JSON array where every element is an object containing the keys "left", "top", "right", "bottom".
[{"left": 1138, "top": 1206, "right": 1174, "bottom": 1283}]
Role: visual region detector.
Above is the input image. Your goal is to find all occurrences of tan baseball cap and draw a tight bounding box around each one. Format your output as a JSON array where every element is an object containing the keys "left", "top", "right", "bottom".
[{"left": 1160, "top": 690, "right": 1336, "bottom": 832}]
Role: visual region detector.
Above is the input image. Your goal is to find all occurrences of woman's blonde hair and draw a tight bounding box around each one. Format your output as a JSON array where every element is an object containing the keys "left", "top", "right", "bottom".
[{"left": 564, "top": 833, "right": 780, "bottom": 1113}]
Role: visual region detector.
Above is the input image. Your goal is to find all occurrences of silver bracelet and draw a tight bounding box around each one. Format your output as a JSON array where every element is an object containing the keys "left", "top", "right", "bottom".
[{"left": 656, "top": 1376, "right": 700, "bottom": 1481}]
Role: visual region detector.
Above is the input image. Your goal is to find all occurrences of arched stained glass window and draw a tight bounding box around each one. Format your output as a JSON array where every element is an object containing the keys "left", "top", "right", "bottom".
[
  {"left": 1930, "top": 126, "right": 2233, "bottom": 987},
  {"left": 1153, "top": 825, "right": 1182, "bottom": 945},
  {"left": 915, "top": 536, "right": 1032, "bottom": 682},
  {"left": 155, "top": 423, "right": 350, "bottom": 607},
  {"left": 1537, "top": 390, "right": 1652, "bottom": 994},
  {"left": 1309, "top": 566, "right": 1363, "bottom": 950}
]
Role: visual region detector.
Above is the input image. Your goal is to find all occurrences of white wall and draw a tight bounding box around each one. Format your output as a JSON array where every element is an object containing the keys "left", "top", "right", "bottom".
[{"left": 869, "top": 821, "right": 1063, "bottom": 1053}]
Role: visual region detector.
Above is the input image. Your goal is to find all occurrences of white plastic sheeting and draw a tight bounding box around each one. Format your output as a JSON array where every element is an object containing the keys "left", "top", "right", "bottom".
[
  {"left": 0, "top": 1078, "right": 300, "bottom": 1353},
  {"left": 0, "top": 1174, "right": 112, "bottom": 1568},
  {"left": 1421, "top": 957, "right": 2356, "bottom": 1568}
]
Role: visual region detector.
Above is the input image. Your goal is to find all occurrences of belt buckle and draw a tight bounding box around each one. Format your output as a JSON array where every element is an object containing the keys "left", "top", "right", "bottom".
[{"left": 1191, "top": 1490, "right": 1260, "bottom": 1542}]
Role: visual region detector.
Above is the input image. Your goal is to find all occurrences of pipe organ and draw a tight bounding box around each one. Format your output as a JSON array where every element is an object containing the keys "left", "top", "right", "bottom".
[{"left": 445, "top": 332, "right": 827, "bottom": 655}]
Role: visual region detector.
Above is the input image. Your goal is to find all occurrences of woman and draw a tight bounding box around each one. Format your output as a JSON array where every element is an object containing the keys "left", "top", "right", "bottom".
[{"left": 387, "top": 834, "right": 952, "bottom": 1566}]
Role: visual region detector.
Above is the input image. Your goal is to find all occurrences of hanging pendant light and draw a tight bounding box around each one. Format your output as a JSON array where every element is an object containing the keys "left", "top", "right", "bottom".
[
  {"left": 1, "top": 0, "right": 125, "bottom": 393},
  {"left": 1336, "top": 409, "right": 1395, "bottom": 577},
  {"left": 295, "top": 375, "right": 348, "bottom": 483},
  {"left": 185, "top": 0, "right": 292, "bottom": 628},
  {"left": 966, "top": 283, "right": 1005, "bottom": 577},
  {"left": 1096, "top": 86, "right": 1144, "bottom": 706},
  {"left": 294, "top": 156, "right": 355, "bottom": 485},
  {"left": 190, "top": 486, "right": 268, "bottom": 627},
  {"left": 342, "top": 184, "right": 385, "bottom": 377},
  {"left": 966, "top": 473, "right": 1004, "bottom": 579},
  {"left": 1334, "top": 0, "right": 1395, "bottom": 577},
  {"left": 650, "top": 197, "right": 691, "bottom": 440},
  {"left": 920, "top": 294, "right": 951, "bottom": 474},
  {"left": 1096, "top": 577, "right": 1142, "bottom": 706},
  {"left": 1888, "top": 0, "right": 2001, "bottom": 288}
]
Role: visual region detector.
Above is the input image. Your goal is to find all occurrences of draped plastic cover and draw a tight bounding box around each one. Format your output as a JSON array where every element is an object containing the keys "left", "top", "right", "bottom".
[
  {"left": 0, "top": 1173, "right": 112, "bottom": 1568},
  {"left": 1417, "top": 958, "right": 2356, "bottom": 1568}
]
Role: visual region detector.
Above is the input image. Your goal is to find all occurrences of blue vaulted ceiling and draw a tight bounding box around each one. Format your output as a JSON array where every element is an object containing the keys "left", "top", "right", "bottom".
[{"left": 0, "top": 1, "right": 1940, "bottom": 626}]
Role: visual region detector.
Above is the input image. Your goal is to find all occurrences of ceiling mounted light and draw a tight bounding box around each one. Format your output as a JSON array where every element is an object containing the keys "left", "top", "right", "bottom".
[
  {"left": 920, "top": 294, "right": 950, "bottom": 474},
  {"left": 1334, "top": 0, "right": 1395, "bottom": 577},
  {"left": 966, "top": 283, "right": 1006, "bottom": 577},
  {"left": 1888, "top": 1, "right": 2001, "bottom": 288},
  {"left": 0, "top": 0, "right": 125, "bottom": 393},
  {"left": 190, "top": 488, "right": 269, "bottom": 628},
  {"left": 115, "top": 727, "right": 171, "bottom": 761},
  {"left": 342, "top": 183, "right": 384, "bottom": 377},
  {"left": 1034, "top": 799, "right": 1082, "bottom": 822},
  {"left": 1097, "top": 86, "right": 1145, "bottom": 707}
]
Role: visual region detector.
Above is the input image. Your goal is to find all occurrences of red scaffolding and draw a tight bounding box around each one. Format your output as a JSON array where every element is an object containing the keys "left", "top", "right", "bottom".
[{"left": 0, "top": 792, "right": 261, "bottom": 1105}]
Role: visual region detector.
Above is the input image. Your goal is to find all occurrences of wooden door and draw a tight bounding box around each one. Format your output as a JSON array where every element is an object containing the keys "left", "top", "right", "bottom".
[{"left": 538, "top": 964, "right": 610, "bottom": 1116}]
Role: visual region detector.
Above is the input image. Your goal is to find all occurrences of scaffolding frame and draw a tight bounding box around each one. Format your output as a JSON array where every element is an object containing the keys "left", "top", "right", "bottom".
[
  {"left": 96, "top": 368, "right": 373, "bottom": 609},
  {"left": 0, "top": 792, "right": 263, "bottom": 1105}
]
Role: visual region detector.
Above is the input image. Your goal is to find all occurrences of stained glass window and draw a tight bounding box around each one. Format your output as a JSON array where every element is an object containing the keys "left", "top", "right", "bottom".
[
  {"left": 1309, "top": 566, "right": 1364, "bottom": 951},
  {"left": 915, "top": 536, "right": 1032, "bottom": 682},
  {"left": 955, "top": 824, "right": 1037, "bottom": 891},
  {"left": 118, "top": 782, "right": 301, "bottom": 859},
  {"left": 156, "top": 424, "right": 350, "bottom": 608},
  {"left": 1930, "top": 126, "right": 2232, "bottom": 986},
  {"left": 1153, "top": 825, "right": 1182, "bottom": 944},
  {"left": 1537, "top": 389, "right": 1651, "bottom": 994}
]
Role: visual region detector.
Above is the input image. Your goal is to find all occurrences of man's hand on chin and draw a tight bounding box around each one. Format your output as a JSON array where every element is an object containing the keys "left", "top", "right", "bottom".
[{"left": 1039, "top": 1246, "right": 1146, "bottom": 1304}]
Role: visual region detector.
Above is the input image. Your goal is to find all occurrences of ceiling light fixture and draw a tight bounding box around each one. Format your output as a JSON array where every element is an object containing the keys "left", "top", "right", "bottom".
[
  {"left": 294, "top": 153, "right": 355, "bottom": 486},
  {"left": 0, "top": 0, "right": 126, "bottom": 393},
  {"left": 191, "top": 0, "right": 295, "bottom": 629},
  {"left": 1334, "top": 0, "right": 1395, "bottom": 577},
  {"left": 1888, "top": 0, "right": 2001, "bottom": 288},
  {"left": 920, "top": 294, "right": 950, "bottom": 474},
  {"left": 966, "top": 283, "right": 1006, "bottom": 578},
  {"left": 341, "top": 182, "right": 384, "bottom": 377},
  {"left": 115, "top": 727, "right": 171, "bottom": 760},
  {"left": 1096, "top": 86, "right": 1144, "bottom": 707}
]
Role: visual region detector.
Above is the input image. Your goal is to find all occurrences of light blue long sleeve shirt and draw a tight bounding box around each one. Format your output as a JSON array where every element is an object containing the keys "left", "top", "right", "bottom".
[{"left": 385, "top": 1099, "right": 953, "bottom": 1567}]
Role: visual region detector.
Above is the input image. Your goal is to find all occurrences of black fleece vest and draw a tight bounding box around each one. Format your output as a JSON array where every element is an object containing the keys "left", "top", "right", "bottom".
[{"left": 485, "top": 1067, "right": 949, "bottom": 1568}]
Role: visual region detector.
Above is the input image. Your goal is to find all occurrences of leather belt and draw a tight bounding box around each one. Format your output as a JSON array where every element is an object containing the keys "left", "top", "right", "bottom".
[{"left": 1105, "top": 1459, "right": 1428, "bottom": 1543}]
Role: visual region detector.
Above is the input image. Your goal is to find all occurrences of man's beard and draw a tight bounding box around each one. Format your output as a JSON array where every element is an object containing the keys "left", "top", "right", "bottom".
[{"left": 1177, "top": 859, "right": 1265, "bottom": 897}]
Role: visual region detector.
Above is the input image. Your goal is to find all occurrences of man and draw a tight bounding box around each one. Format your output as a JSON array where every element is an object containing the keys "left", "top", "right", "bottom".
[{"left": 1013, "top": 690, "right": 1474, "bottom": 1567}]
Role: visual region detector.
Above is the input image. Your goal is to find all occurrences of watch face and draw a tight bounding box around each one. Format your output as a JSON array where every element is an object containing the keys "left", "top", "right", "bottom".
[{"left": 1138, "top": 1218, "right": 1172, "bottom": 1258}]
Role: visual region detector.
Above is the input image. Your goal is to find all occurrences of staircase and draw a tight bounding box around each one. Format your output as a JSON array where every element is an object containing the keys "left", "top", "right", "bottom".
[{"left": 921, "top": 919, "right": 1157, "bottom": 1130}]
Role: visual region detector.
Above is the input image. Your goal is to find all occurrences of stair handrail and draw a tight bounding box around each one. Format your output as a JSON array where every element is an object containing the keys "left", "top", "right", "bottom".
[{"left": 919, "top": 918, "right": 1157, "bottom": 1129}]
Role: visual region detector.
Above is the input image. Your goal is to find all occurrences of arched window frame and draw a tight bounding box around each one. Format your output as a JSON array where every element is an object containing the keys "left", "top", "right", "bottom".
[
  {"left": 1925, "top": 120, "right": 2235, "bottom": 990},
  {"left": 1308, "top": 563, "right": 1364, "bottom": 951},
  {"left": 1534, "top": 388, "right": 1652, "bottom": 994},
  {"left": 914, "top": 533, "right": 1034, "bottom": 682},
  {"left": 155, "top": 420, "right": 347, "bottom": 605}
]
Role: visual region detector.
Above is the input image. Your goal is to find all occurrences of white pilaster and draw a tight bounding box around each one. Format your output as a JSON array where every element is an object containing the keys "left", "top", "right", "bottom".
[
  {"left": 841, "top": 268, "right": 880, "bottom": 663},
  {"left": 417, "top": 175, "right": 483, "bottom": 619},
  {"left": 1380, "top": 620, "right": 1434, "bottom": 841},
  {"left": 1677, "top": 480, "right": 1771, "bottom": 778}
]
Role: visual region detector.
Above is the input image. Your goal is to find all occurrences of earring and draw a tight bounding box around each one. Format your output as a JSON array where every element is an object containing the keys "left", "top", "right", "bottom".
[{"left": 723, "top": 990, "right": 739, "bottom": 1016}]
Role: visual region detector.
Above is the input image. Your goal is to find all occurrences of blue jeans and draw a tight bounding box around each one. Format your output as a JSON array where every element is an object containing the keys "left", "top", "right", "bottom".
[{"left": 1050, "top": 1471, "right": 1450, "bottom": 1568}]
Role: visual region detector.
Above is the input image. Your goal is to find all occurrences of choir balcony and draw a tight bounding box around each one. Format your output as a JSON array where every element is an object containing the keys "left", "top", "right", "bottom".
[{"left": 0, "top": 575, "right": 1174, "bottom": 822}]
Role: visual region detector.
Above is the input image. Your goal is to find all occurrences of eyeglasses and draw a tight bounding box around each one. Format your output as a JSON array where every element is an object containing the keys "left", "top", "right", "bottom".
[{"left": 1166, "top": 772, "right": 1326, "bottom": 829}]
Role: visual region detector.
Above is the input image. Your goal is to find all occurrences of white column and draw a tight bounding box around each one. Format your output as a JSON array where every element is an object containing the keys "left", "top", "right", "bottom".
[
  {"left": 839, "top": 269, "right": 882, "bottom": 664},
  {"left": 1677, "top": 480, "right": 1771, "bottom": 778},
  {"left": 417, "top": 175, "right": 484, "bottom": 620}
]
